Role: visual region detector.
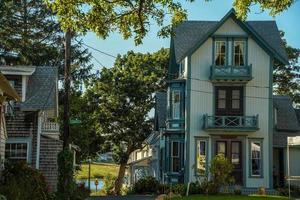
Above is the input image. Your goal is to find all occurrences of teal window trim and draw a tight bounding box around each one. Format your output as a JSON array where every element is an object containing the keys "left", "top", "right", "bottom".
[
  {"left": 213, "top": 38, "right": 227, "bottom": 66},
  {"left": 232, "top": 39, "right": 248, "bottom": 66},
  {"left": 6, "top": 137, "right": 32, "bottom": 164},
  {"left": 167, "top": 138, "right": 184, "bottom": 174},
  {"left": 194, "top": 137, "right": 209, "bottom": 177},
  {"left": 212, "top": 36, "right": 248, "bottom": 67},
  {"left": 168, "top": 82, "right": 185, "bottom": 121},
  {"left": 248, "top": 138, "right": 264, "bottom": 178}
]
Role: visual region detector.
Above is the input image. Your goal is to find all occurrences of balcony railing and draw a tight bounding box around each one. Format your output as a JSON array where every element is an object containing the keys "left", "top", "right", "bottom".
[
  {"left": 166, "top": 119, "right": 185, "bottom": 131},
  {"left": 210, "top": 65, "right": 252, "bottom": 81},
  {"left": 203, "top": 114, "right": 259, "bottom": 131},
  {"left": 42, "top": 122, "right": 60, "bottom": 133}
]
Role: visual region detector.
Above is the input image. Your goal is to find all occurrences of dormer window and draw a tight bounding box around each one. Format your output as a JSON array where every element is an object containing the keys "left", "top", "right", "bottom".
[
  {"left": 234, "top": 40, "right": 246, "bottom": 66},
  {"left": 214, "top": 41, "right": 226, "bottom": 66}
]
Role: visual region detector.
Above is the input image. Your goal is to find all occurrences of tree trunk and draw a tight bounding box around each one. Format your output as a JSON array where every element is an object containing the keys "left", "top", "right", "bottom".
[
  {"left": 114, "top": 161, "right": 127, "bottom": 195},
  {"left": 63, "top": 29, "right": 71, "bottom": 149}
]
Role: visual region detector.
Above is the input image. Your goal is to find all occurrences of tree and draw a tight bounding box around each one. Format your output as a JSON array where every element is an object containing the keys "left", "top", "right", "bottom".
[
  {"left": 273, "top": 31, "right": 300, "bottom": 104},
  {"left": 0, "top": 0, "right": 93, "bottom": 86},
  {"left": 46, "top": 0, "right": 296, "bottom": 45},
  {"left": 233, "top": 0, "right": 295, "bottom": 20},
  {"left": 85, "top": 48, "right": 168, "bottom": 194}
]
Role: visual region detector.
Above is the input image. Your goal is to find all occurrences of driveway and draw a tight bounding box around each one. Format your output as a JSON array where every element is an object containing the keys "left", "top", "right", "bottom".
[{"left": 87, "top": 195, "right": 156, "bottom": 200}]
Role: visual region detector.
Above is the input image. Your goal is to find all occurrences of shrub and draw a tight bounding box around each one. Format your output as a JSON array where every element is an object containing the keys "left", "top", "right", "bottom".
[
  {"left": 172, "top": 184, "right": 186, "bottom": 196},
  {"left": 71, "top": 183, "right": 90, "bottom": 200},
  {"left": 102, "top": 173, "right": 115, "bottom": 195},
  {"left": 158, "top": 184, "right": 170, "bottom": 194},
  {"left": 0, "top": 162, "right": 51, "bottom": 200},
  {"left": 133, "top": 176, "right": 159, "bottom": 194},
  {"left": 189, "top": 182, "right": 201, "bottom": 195},
  {"left": 209, "top": 154, "right": 234, "bottom": 193},
  {"left": 257, "top": 187, "right": 266, "bottom": 195}
]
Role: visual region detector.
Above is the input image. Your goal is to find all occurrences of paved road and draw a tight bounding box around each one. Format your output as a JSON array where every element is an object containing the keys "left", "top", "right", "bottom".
[{"left": 87, "top": 195, "right": 156, "bottom": 200}]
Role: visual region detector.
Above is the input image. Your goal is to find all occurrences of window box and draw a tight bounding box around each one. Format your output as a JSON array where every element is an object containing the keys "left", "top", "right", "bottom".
[{"left": 210, "top": 64, "right": 252, "bottom": 81}]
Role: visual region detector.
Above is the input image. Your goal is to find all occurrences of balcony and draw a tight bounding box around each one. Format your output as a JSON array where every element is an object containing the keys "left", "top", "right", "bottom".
[
  {"left": 42, "top": 122, "right": 60, "bottom": 139},
  {"left": 210, "top": 65, "right": 252, "bottom": 82},
  {"left": 166, "top": 119, "right": 185, "bottom": 132},
  {"left": 203, "top": 114, "right": 259, "bottom": 132}
]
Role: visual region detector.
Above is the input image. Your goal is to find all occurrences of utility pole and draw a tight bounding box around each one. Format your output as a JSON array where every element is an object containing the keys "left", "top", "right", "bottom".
[{"left": 63, "top": 29, "right": 71, "bottom": 149}]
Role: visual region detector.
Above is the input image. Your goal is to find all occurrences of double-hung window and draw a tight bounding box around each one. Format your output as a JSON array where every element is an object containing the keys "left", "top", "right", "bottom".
[
  {"left": 215, "top": 41, "right": 226, "bottom": 66},
  {"left": 5, "top": 143, "right": 28, "bottom": 162},
  {"left": 196, "top": 140, "right": 207, "bottom": 175},
  {"left": 172, "top": 90, "right": 181, "bottom": 119},
  {"left": 233, "top": 41, "right": 246, "bottom": 66},
  {"left": 171, "top": 141, "right": 180, "bottom": 172},
  {"left": 250, "top": 141, "right": 262, "bottom": 177}
]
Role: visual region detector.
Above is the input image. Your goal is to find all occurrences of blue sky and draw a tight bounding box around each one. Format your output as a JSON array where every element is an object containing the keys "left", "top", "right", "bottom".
[{"left": 82, "top": 0, "right": 300, "bottom": 71}]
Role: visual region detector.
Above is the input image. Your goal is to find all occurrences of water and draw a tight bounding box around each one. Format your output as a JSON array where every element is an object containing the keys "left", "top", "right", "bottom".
[{"left": 76, "top": 179, "right": 104, "bottom": 191}]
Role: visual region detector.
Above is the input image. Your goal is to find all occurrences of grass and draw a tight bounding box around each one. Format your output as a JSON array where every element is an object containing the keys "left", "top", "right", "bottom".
[
  {"left": 172, "top": 194, "right": 289, "bottom": 200},
  {"left": 75, "top": 162, "right": 119, "bottom": 180}
]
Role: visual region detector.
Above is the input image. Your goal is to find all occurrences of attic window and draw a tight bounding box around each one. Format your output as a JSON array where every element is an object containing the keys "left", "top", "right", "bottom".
[{"left": 215, "top": 41, "right": 226, "bottom": 66}]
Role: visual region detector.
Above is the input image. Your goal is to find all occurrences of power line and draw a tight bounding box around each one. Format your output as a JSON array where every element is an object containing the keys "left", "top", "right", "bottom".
[
  {"left": 75, "top": 38, "right": 117, "bottom": 59},
  {"left": 91, "top": 55, "right": 105, "bottom": 68}
]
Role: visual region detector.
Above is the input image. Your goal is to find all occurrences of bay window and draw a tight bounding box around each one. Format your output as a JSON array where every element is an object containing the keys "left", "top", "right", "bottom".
[
  {"left": 172, "top": 90, "right": 181, "bottom": 119},
  {"left": 171, "top": 141, "right": 180, "bottom": 172}
]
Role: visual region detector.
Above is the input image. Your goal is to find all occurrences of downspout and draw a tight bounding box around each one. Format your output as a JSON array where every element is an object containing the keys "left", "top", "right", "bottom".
[{"left": 36, "top": 111, "right": 43, "bottom": 169}]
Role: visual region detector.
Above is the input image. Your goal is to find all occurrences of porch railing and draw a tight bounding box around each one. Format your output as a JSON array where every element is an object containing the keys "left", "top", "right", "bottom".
[
  {"left": 42, "top": 122, "right": 60, "bottom": 133},
  {"left": 210, "top": 64, "right": 252, "bottom": 81},
  {"left": 166, "top": 119, "right": 185, "bottom": 131},
  {"left": 203, "top": 114, "right": 259, "bottom": 131}
]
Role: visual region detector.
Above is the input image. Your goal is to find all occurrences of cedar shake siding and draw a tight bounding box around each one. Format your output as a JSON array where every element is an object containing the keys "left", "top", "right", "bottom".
[
  {"left": 40, "top": 135, "right": 63, "bottom": 191},
  {"left": 1, "top": 66, "right": 62, "bottom": 191}
]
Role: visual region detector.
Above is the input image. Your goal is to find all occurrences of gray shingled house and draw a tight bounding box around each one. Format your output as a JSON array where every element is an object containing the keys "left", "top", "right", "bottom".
[{"left": 0, "top": 65, "right": 62, "bottom": 191}]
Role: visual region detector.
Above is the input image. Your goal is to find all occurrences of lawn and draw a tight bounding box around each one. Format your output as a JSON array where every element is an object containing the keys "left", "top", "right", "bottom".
[
  {"left": 172, "top": 194, "right": 289, "bottom": 200},
  {"left": 75, "top": 162, "right": 119, "bottom": 180}
]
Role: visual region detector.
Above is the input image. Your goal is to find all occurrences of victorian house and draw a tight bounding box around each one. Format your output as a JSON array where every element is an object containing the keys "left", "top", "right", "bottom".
[{"left": 156, "top": 9, "right": 299, "bottom": 189}]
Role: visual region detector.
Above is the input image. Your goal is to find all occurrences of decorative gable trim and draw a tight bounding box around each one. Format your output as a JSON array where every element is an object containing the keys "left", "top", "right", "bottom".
[{"left": 178, "top": 8, "right": 289, "bottom": 65}]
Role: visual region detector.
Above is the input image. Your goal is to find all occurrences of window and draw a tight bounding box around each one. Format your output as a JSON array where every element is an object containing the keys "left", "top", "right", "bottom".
[
  {"left": 196, "top": 140, "right": 206, "bottom": 175},
  {"left": 172, "top": 90, "right": 181, "bottom": 119},
  {"left": 215, "top": 41, "right": 226, "bottom": 66},
  {"left": 171, "top": 141, "right": 180, "bottom": 172},
  {"left": 5, "top": 143, "right": 28, "bottom": 162},
  {"left": 250, "top": 141, "right": 262, "bottom": 177},
  {"left": 179, "top": 60, "right": 185, "bottom": 77},
  {"left": 233, "top": 41, "right": 245, "bottom": 66},
  {"left": 215, "top": 87, "right": 243, "bottom": 116},
  {"left": 216, "top": 141, "right": 226, "bottom": 156}
]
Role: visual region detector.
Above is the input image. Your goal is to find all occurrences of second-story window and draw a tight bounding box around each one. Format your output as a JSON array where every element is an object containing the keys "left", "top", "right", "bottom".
[
  {"left": 215, "top": 41, "right": 226, "bottom": 66},
  {"left": 234, "top": 41, "right": 245, "bottom": 66},
  {"left": 172, "top": 90, "right": 181, "bottom": 119},
  {"left": 215, "top": 87, "right": 243, "bottom": 116}
]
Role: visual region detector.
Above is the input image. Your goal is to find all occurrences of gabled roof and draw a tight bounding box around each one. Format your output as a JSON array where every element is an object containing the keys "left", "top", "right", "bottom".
[
  {"left": 273, "top": 96, "right": 300, "bottom": 132},
  {"left": 21, "top": 66, "right": 57, "bottom": 111},
  {"left": 172, "top": 9, "right": 288, "bottom": 65},
  {"left": 273, "top": 96, "right": 300, "bottom": 147}
]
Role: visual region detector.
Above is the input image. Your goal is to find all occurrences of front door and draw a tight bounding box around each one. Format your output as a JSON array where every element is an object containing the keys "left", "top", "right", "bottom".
[{"left": 216, "top": 140, "right": 243, "bottom": 185}]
